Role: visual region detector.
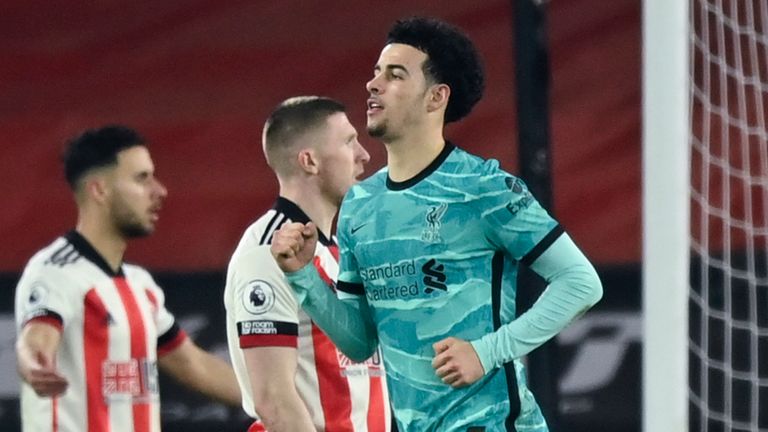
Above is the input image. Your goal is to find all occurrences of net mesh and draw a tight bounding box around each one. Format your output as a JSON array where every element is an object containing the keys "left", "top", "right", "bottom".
[{"left": 689, "top": 0, "right": 768, "bottom": 430}]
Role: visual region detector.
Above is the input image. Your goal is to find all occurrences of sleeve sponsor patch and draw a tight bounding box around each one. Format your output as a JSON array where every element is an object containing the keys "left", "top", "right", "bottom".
[
  {"left": 237, "top": 320, "right": 298, "bottom": 348},
  {"left": 505, "top": 177, "right": 534, "bottom": 216},
  {"left": 237, "top": 320, "right": 298, "bottom": 337},
  {"left": 241, "top": 279, "right": 276, "bottom": 315}
]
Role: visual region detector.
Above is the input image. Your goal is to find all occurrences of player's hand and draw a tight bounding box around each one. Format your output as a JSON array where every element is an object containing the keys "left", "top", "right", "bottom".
[
  {"left": 17, "top": 350, "right": 68, "bottom": 397},
  {"left": 270, "top": 222, "right": 319, "bottom": 273},
  {"left": 431, "top": 337, "right": 485, "bottom": 388}
]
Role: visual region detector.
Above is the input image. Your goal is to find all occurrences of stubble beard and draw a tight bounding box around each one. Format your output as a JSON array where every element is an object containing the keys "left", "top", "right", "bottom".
[
  {"left": 118, "top": 221, "right": 153, "bottom": 238},
  {"left": 368, "top": 121, "right": 401, "bottom": 143},
  {"left": 367, "top": 122, "right": 386, "bottom": 139},
  {"left": 111, "top": 199, "right": 153, "bottom": 239}
]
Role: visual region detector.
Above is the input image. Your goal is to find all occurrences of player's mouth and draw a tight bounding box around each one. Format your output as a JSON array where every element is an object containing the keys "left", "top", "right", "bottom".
[
  {"left": 367, "top": 98, "right": 383, "bottom": 116},
  {"left": 149, "top": 205, "right": 162, "bottom": 222}
]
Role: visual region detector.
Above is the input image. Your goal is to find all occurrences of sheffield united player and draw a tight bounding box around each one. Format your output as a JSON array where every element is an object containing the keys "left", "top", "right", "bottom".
[
  {"left": 15, "top": 125, "right": 241, "bottom": 432},
  {"left": 224, "top": 97, "right": 390, "bottom": 431}
]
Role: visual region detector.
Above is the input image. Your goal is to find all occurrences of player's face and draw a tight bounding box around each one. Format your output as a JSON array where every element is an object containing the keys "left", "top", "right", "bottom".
[
  {"left": 366, "top": 43, "right": 431, "bottom": 141},
  {"left": 315, "top": 112, "right": 370, "bottom": 205},
  {"left": 106, "top": 146, "right": 168, "bottom": 238}
]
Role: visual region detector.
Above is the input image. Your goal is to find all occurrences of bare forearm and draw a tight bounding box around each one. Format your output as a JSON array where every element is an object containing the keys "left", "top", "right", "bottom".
[
  {"left": 185, "top": 352, "right": 240, "bottom": 406},
  {"left": 253, "top": 389, "right": 315, "bottom": 432},
  {"left": 16, "top": 323, "right": 68, "bottom": 396},
  {"left": 159, "top": 341, "right": 241, "bottom": 407},
  {"left": 244, "top": 346, "right": 315, "bottom": 431}
]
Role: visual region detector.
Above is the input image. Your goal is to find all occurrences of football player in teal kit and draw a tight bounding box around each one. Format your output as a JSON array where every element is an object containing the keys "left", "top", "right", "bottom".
[{"left": 271, "top": 16, "right": 603, "bottom": 432}]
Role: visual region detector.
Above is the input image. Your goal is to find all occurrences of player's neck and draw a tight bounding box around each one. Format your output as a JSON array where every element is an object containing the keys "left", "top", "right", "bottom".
[
  {"left": 280, "top": 185, "right": 338, "bottom": 239},
  {"left": 75, "top": 217, "right": 127, "bottom": 273},
  {"left": 385, "top": 128, "right": 445, "bottom": 182}
]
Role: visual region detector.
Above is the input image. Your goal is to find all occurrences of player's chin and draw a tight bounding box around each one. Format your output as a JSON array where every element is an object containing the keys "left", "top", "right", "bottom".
[
  {"left": 143, "top": 218, "right": 158, "bottom": 232},
  {"left": 121, "top": 222, "right": 155, "bottom": 238}
]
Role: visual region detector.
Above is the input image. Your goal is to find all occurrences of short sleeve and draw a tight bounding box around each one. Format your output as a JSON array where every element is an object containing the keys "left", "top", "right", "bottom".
[
  {"left": 228, "top": 245, "right": 300, "bottom": 348},
  {"left": 477, "top": 165, "right": 561, "bottom": 262},
  {"left": 141, "top": 274, "right": 176, "bottom": 335},
  {"left": 138, "top": 273, "right": 188, "bottom": 356},
  {"left": 14, "top": 266, "right": 75, "bottom": 332}
]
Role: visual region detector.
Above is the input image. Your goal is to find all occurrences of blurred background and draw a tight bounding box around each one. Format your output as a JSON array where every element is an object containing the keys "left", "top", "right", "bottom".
[{"left": 0, "top": 1, "right": 642, "bottom": 431}]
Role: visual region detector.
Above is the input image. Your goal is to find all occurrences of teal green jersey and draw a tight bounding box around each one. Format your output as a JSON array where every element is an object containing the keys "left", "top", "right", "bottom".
[{"left": 335, "top": 143, "right": 557, "bottom": 432}]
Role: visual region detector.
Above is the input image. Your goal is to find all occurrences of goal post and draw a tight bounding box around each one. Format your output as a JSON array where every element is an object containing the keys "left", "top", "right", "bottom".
[
  {"left": 645, "top": 0, "right": 768, "bottom": 431},
  {"left": 688, "top": 0, "right": 768, "bottom": 431},
  {"left": 642, "top": 1, "right": 690, "bottom": 432}
]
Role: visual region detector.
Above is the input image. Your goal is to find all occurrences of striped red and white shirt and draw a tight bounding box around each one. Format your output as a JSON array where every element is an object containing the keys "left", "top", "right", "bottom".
[
  {"left": 224, "top": 197, "right": 390, "bottom": 431},
  {"left": 14, "top": 231, "right": 187, "bottom": 432}
]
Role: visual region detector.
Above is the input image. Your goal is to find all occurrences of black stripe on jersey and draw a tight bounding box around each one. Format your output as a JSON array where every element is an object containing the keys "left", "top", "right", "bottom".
[
  {"left": 264, "top": 214, "right": 289, "bottom": 246},
  {"left": 337, "top": 281, "right": 365, "bottom": 295},
  {"left": 237, "top": 320, "right": 298, "bottom": 336},
  {"left": 260, "top": 212, "right": 285, "bottom": 245},
  {"left": 491, "top": 252, "right": 520, "bottom": 432},
  {"left": 158, "top": 322, "right": 181, "bottom": 346},
  {"left": 520, "top": 225, "right": 564, "bottom": 267},
  {"left": 272, "top": 197, "right": 335, "bottom": 247},
  {"left": 44, "top": 243, "right": 80, "bottom": 268}
]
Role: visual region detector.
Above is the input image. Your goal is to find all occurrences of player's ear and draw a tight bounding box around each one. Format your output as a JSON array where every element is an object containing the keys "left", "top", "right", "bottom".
[
  {"left": 426, "top": 83, "right": 450, "bottom": 114},
  {"left": 296, "top": 148, "right": 320, "bottom": 175},
  {"left": 82, "top": 174, "right": 111, "bottom": 205}
]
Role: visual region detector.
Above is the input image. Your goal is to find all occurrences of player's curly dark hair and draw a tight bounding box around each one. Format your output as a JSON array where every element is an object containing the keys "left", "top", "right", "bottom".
[
  {"left": 386, "top": 16, "right": 485, "bottom": 124},
  {"left": 62, "top": 125, "right": 145, "bottom": 189}
]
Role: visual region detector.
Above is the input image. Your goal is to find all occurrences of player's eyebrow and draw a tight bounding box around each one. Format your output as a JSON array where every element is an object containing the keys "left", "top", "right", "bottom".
[{"left": 374, "top": 64, "right": 411, "bottom": 76}]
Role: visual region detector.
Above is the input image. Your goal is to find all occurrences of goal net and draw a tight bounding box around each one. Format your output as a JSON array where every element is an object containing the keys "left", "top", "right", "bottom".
[{"left": 689, "top": 0, "right": 768, "bottom": 431}]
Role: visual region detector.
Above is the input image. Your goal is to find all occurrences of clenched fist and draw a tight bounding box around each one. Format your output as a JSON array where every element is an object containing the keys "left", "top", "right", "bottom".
[{"left": 270, "top": 222, "right": 319, "bottom": 272}]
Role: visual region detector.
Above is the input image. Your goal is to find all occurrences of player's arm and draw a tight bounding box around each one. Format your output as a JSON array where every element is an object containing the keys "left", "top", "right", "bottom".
[
  {"left": 470, "top": 232, "right": 603, "bottom": 373},
  {"left": 242, "top": 346, "right": 315, "bottom": 431},
  {"left": 228, "top": 245, "right": 315, "bottom": 429},
  {"left": 434, "top": 232, "right": 602, "bottom": 387},
  {"left": 434, "top": 172, "right": 602, "bottom": 387},
  {"left": 144, "top": 276, "right": 241, "bottom": 407},
  {"left": 16, "top": 322, "right": 68, "bottom": 397},
  {"left": 272, "top": 221, "right": 378, "bottom": 362},
  {"left": 285, "top": 265, "right": 378, "bottom": 361},
  {"left": 157, "top": 336, "right": 241, "bottom": 407},
  {"left": 15, "top": 274, "right": 71, "bottom": 397}
]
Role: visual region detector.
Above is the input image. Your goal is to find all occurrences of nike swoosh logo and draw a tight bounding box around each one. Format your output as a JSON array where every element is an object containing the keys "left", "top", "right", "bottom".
[{"left": 351, "top": 223, "right": 368, "bottom": 235}]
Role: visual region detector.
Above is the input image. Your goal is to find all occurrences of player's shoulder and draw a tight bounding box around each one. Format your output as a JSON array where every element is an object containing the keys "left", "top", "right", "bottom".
[
  {"left": 449, "top": 145, "right": 502, "bottom": 175},
  {"left": 122, "top": 262, "right": 158, "bottom": 287},
  {"left": 338, "top": 168, "right": 387, "bottom": 223},
  {"left": 21, "top": 236, "right": 84, "bottom": 279},
  {"left": 446, "top": 145, "right": 522, "bottom": 194},
  {"left": 245, "top": 208, "right": 283, "bottom": 242},
  {"left": 226, "top": 217, "right": 282, "bottom": 286},
  {"left": 28, "top": 235, "right": 75, "bottom": 264},
  {"left": 346, "top": 167, "right": 388, "bottom": 201},
  {"left": 229, "top": 209, "right": 287, "bottom": 263},
  {"left": 16, "top": 236, "right": 89, "bottom": 299},
  {"left": 228, "top": 239, "right": 274, "bottom": 276}
]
